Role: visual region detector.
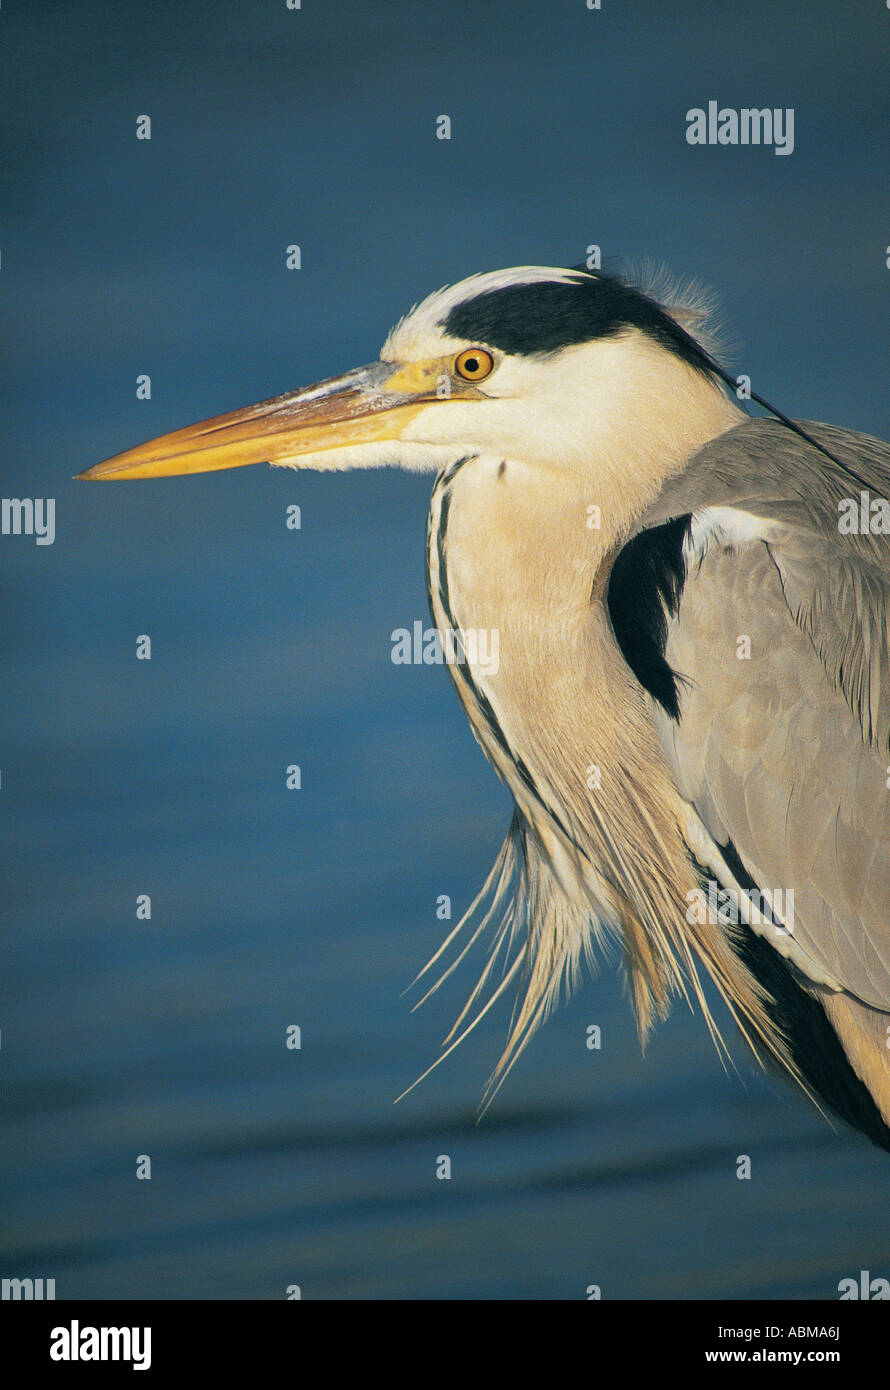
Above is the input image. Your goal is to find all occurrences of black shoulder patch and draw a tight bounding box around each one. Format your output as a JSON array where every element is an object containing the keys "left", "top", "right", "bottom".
[
  {"left": 440, "top": 272, "right": 716, "bottom": 371},
  {"left": 606, "top": 515, "right": 691, "bottom": 719},
  {"left": 716, "top": 840, "right": 890, "bottom": 1154}
]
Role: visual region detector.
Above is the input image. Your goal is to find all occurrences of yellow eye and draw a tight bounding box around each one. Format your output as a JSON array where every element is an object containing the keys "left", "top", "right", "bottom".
[{"left": 454, "top": 347, "right": 494, "bottom": 382}]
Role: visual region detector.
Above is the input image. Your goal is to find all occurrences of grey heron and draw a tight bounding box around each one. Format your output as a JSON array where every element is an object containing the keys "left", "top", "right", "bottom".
[{"left": 79, "top": 264, "right": 890, "bottom": 1151}]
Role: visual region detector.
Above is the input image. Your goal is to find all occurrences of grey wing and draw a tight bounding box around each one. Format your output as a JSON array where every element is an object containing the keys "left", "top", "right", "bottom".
[{"left": 645, "top": 419, "right": 890, "bottom": 1113}]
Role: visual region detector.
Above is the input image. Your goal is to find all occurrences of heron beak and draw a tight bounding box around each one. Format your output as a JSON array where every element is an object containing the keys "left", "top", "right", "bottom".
[{"left": 76, "top": 361, "right": 444, "bottom": 480}]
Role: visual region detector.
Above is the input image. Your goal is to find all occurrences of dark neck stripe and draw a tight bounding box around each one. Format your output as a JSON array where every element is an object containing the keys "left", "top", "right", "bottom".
[{"left": 428, "top": 466, "right": 581, "bottom": 852}]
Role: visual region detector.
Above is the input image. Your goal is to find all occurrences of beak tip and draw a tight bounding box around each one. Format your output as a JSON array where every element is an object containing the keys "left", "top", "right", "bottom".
[{"left": 74, "top": 465, "right": 114, "bottom": 480}]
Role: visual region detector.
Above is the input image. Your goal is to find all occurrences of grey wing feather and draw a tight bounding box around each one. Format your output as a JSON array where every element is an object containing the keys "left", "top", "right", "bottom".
[{"left": 644, "top": 418, "right": 890, "bottom": 1010}]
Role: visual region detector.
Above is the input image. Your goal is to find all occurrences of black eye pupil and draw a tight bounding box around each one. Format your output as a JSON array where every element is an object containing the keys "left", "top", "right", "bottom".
[{"left": 465, "top": 358, "right": 478, "bottom": 372}]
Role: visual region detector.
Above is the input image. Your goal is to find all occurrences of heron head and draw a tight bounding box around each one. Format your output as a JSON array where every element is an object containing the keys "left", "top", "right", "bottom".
[{"left": 78, "top": 266, "right": 733, "bottom": 485}]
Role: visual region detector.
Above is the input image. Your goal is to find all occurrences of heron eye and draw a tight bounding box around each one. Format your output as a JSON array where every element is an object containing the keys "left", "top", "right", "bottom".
[{"left": 454, "top": 347, "right": 494, "bottom": 382}]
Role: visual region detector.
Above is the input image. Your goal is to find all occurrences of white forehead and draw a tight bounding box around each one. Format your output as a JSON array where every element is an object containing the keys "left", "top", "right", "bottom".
[{"left": 381, "top": 264, "right": 585, "bottom": 360}]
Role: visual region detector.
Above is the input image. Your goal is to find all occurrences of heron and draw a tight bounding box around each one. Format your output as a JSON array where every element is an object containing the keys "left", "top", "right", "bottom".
[{"left": 79, "top": 264, "right": 890, "bottom": 1151}]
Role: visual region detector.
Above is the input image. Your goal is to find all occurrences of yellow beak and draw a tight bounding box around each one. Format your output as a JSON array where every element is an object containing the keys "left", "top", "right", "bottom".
[{"left": 76, "top": 362, "right": 438, "bottom": 480}]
